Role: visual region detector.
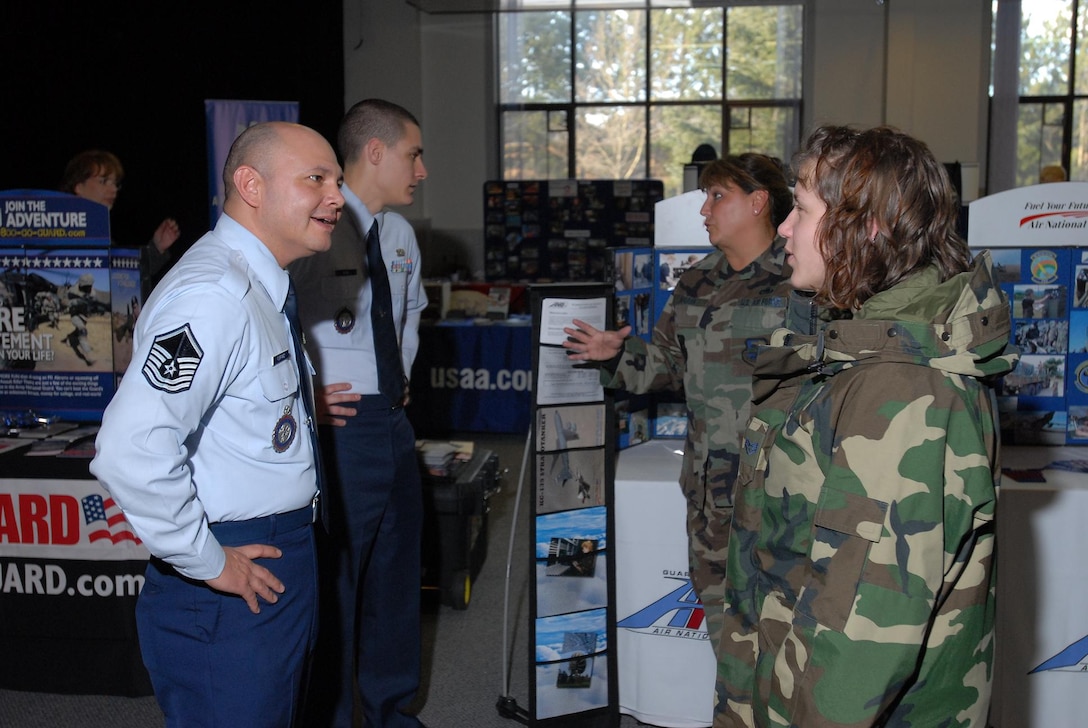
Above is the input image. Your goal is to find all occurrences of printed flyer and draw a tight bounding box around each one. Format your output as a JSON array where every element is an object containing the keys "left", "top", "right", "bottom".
[{"left": 1, "top": 190, "right": 123, "bottom": 420}]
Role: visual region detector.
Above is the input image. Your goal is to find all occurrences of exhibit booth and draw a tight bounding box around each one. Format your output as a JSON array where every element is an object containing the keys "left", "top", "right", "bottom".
[
  {"left": 5, "top": 181, "right": 1088, "bottom": 727},
  {"left": 967, "top": 181, "right": 1088, "bottom": 726},
  {"left": 0, "top": 189, "right": 152, "bottom": 694}
]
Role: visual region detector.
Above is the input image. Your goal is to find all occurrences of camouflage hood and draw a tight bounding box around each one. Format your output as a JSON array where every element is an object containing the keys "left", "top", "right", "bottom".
[{"left": 753, "top": 250, "right": 1019, "bottom": 403}]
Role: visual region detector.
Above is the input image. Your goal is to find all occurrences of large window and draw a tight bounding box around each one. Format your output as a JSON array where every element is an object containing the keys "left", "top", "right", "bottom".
[
  {"left": 498, "top": 1, "right": 804, "bottom": 197},
  {"left": 1002, "top": 0, "right": 1087, "bottom": 183}
]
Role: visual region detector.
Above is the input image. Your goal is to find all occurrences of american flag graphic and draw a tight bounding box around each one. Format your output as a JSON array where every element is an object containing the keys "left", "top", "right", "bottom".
[{"left": 81, "top": 494, "right": 142, "bottom": 545}]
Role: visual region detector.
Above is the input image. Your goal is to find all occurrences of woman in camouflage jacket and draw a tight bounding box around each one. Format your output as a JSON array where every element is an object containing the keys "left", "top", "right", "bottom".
[
  {"left": 718, "top": 126, "right": 1020, "bottom": 727},
  {"left": 564, "top": 154, "right": 812, "bottom": 725}
]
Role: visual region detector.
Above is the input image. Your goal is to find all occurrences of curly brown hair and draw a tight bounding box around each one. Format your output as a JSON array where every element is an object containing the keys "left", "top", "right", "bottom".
[{"left": 792, "top": 125, "right": 970, "bottom": 310}]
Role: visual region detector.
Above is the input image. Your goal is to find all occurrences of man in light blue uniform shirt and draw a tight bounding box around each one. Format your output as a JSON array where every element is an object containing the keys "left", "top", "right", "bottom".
[
  {"left": 291, "top": 98, "right": 429, "bottom": 728},
  {"left": 90, "top": 121, "right": 344, "bottom": 728}
]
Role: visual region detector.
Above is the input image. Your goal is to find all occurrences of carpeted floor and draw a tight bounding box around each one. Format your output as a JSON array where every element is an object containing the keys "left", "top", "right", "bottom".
[{"left": 0, "top": 432, "right": 649, "bottom": 728}]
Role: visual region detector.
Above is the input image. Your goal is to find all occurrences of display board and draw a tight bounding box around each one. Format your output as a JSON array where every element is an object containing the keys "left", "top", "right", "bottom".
[
  {"left": 604, "top": 247, "right": 653, "bottom": 450},
  {"left": 967, "top": 181, "right": 1088, "bottom": 445},
  {"left": 204, "top": 99, "right": 299, "bottom": 227},
  {"left": 0, "top": 189, "right": 140, "bottom": 422},
  {"left": 526, "top": 283, "right": 618, "bottom": 727},
  {"left": 483, "top": 180, "right": 663, "bottom": 282}
]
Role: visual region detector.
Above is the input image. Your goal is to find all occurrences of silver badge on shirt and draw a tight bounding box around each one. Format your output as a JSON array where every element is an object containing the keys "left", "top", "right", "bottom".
[
  {"left": 272, "top": 404, "right": 298, "bottom": 452},
  {"left": 334, "top": 306, "right": 355, "bottom": 334}
]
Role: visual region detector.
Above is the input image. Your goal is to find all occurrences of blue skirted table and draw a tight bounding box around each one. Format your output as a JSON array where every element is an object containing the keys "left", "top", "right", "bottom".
[{"left": 407, "top": 320, "right": 532, "bottom": 435}]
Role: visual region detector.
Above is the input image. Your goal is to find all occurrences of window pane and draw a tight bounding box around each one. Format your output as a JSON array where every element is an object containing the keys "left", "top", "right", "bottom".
[
  {"left": 498, "top": 5, "right": 806, "bottom": 185},
  {"left": 727, "top": 5, "right": 803, "bottom": 100},
  {"left": 1078, "top": 0, "right": 1088, "bottom": 95},
  {"left": 575, "top": 9, "right": 647, "bottom": 103},
  {"left": 1073, "top": 99, "right": 1087, "bottom": 181},
  {"left": 500, "top": 11, "right": 572, "bottom": 104},
  {"left": 650, "top": 8, "right": 724, "bottom": 101},
  {"left": 650, "top": 104, "right": 721, "bottom": 198},
  {"left": 503, "top": 110, "right": 570, "bottom": 180},
  {"left": 575, "top": 106, "right": 647, "bottom": 179},
  {"left": 1019, "top": 0, "right": 1072, "bottom": 96},
  {"left": 1017, "top": 101, "right": 1065, "bottom": 187},
  {"left": 726, "top": 105, "right": 800, "bottom": 166}
]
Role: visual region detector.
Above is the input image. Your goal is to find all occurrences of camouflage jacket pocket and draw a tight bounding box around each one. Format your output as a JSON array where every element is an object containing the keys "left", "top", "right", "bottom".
[
  {"left": 796, "top": 488, "right": 888, "bottom": 632},
  {"left": 730, "top": 301, "right": 782, "bottom": 339},
  {"left": 671, "top": 299, "right": 708, "bottom": 367}
]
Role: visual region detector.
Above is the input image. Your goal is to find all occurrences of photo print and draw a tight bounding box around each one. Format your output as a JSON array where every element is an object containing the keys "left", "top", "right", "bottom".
[
  {"left": 1014, "top": 284, "right": 1067, "bottom": 321},
  {"left": 632, "top": 252, "right": 652, "bottom": 288},
  {"left": 536, "top": 449, "right": 606, "bottom": 513},
  {"left": 556, "top": 631, "right": 598, "bottom": 688},
  {"left": 613, "top": 250, "right": 634, "bottom": 291},
  {"left": 535, "top": 507, "right": 607, "bottom": 617},
  {"left": 545, "top": 538, "right": 599, "bottom": 578},
  {"left": 1, "top": 252, "right": 113, "bottom": 373},
  {"left": 1015, "top": 318, "right": 1068, "bottom": 355},
  {"left": 536, "top": 404, "right": 606, "bottom": 452},
  {"left": 657, "top": 251, "right": 709, "bottom": 291},
  {"left": 533, "top": 608, "right": 609, "bottom": 720},
  {"left": 984, "top": 247, "right": 1021, "bottom": 285}
]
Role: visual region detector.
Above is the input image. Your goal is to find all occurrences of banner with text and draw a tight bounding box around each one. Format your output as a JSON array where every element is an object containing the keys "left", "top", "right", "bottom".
[{"left": 204, "top": 99, "right": 300, "bottom": 226}]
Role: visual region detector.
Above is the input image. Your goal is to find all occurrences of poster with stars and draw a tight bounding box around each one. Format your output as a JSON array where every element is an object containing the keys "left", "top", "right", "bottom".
[{"left": 0, "top": 189, "right": 121, "bottom": 420}]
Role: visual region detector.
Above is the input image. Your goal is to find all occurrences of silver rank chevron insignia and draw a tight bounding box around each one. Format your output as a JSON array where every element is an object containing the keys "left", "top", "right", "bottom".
[{"left": 142, "top": 323, "right": 204, "bottom": 393}]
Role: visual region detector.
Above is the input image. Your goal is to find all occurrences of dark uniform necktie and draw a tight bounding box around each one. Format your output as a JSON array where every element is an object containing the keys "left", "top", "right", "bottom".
[
  {"left": 366, "top": 220, "right": 405, "bottom": 404},
  {"left": 284, "top": 276, "right": 328, "bottom": 527}
]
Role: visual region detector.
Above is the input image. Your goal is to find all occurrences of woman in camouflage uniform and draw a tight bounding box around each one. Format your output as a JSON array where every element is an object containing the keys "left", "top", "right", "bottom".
[
  {"left": 719, "top": 126, "right": 1019, "bottom": 727},
  {"left": 564, "top": 154, "right": 813, "bottom": 726}
]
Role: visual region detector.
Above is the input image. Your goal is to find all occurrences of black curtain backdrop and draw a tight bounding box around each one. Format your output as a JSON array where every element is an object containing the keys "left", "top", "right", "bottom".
[{"left": 0, "top": 2, "right": 345, "bottom": 255}]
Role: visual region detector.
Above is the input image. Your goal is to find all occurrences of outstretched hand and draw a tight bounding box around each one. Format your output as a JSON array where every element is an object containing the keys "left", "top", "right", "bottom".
[
  {"left": 206, "top": 544, "right": 284, "bottom": 614},
  {"left": 562, "top": 318, "right": 630, "bottom": 362}
]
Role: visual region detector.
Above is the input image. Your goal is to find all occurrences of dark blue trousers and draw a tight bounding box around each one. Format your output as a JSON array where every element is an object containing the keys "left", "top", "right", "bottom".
[
  {"left": 137, "top": 509, "right": 318, "bottom": 728},
  {"left": 305, "top": 397, "right": 423, "bottom": 727}
]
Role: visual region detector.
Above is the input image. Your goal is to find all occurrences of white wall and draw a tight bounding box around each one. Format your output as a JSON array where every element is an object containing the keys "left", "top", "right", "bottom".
[
  {"left": 809, "top": 0, "right": 991, "bottom": 199},
  {"left": 884, "top": 0, "right": 991, "bottom": 198},
  {"left": 808, "top": 0, "right": 887, "bottom": 130},
  {"left": 347, "top": 1, "right": 994, "bottom": 277},
  {"left": 341, "top": 0, "right": 425, "bottom": 216},
  {"left": 419, "top": 14, "right": 494, "bottom": 278}
]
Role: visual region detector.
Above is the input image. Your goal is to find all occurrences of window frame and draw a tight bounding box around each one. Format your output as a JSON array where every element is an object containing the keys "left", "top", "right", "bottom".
[
  {"left": 999, "top": 0, "right": 1086, "bottom": 184},
  {"left": 495, "top": 1, "right": 806, "bottom": 193}
]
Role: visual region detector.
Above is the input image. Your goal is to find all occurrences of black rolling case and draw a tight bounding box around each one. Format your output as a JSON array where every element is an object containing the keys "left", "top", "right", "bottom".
[{"left": 420, "top": 447, "right": 501, "bottom": 609}]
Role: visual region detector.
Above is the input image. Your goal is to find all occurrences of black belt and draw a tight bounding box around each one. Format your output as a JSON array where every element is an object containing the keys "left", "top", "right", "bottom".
[{"left": 356, "top": 393, "right": 405, "bottom": 411}]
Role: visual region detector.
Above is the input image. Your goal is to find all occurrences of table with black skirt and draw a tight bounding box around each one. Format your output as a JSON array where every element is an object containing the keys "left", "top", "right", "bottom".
[{"left": 0, "top": 439, "right": 152, "bottom": 696}]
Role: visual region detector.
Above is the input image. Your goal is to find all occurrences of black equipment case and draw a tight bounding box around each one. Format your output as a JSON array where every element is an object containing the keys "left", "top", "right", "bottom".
[{"left": 420, "top": 447, "right": 501, "bottom": 609}]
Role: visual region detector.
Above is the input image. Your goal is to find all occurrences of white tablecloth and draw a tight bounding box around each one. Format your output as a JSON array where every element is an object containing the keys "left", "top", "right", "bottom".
[
  {"left": 613, "top": 442, "right": 1088, "bottom": 727},
  {"left": 991, "top": 445, "right": 1088, "bottom": 726},
  {"left": 614, "top": 440, "right": 714, "bottom": 728}
]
